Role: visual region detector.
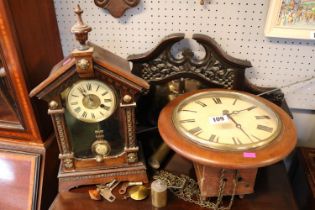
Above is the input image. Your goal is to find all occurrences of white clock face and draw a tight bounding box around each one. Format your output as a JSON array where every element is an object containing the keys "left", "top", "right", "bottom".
[
  {"left": 67, "top": 80, "right": 116, "bottom": 123},
  {"left": 173, "top": 91, "right": 282, "bottom": 151}
]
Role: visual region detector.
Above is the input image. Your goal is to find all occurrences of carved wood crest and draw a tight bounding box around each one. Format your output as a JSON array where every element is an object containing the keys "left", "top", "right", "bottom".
[
  {"left": 128, "top": 33, "right": 290, "bottom": 126},
  {"left": 94, "top": 0, "right": 140, "bottom": 18}
]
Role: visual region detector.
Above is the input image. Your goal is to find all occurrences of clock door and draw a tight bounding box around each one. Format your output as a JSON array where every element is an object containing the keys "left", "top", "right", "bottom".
[
  {"left": 0, "top": 49, "right": 23, "bottom": 130},
  {"left": 60, "top": 80, "right": 124, "bottom": 159}
]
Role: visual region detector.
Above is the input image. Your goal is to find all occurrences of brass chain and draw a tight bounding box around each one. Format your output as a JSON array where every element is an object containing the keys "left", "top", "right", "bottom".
[{"left": 153, "top": 170, "right": 240, "bottom": 210}]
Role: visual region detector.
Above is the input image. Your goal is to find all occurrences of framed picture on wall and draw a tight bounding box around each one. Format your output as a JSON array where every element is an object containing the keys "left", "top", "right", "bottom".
[{"left": 264, "top": 0, "right": 315, "bottom": 40}]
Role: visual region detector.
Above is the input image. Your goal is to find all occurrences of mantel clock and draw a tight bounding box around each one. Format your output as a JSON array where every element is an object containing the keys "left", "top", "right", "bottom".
[{"left": 30, "top": 6, "right": 149, "bottom": 191}]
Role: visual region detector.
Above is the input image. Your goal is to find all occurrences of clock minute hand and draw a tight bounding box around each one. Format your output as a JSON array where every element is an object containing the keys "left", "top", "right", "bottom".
[
  {"left": 223, "top": 110, "right": 253, "bottom": 142},
  {"left": 229, "top": 106, "right": 257, "bottom": 115}
]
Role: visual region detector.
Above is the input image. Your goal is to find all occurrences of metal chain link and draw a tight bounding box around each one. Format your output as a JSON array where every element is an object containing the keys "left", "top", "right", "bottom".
[{"left": 153, "top": 170, "right": 240, "bottom": 210}]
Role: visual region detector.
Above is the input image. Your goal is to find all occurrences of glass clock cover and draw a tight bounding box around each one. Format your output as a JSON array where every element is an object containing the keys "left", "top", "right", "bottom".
[
  {"left": 173, "top": 90, "right": 282, "bottom": 151},
  {"left": 61, "top": 79, "right": 123, "bottom": 158}
]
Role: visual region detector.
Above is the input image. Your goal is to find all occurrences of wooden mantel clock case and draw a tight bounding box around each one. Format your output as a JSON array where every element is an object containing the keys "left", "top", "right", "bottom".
[{"left": 30, "top": 6, "right": 149, "bottom": 191}]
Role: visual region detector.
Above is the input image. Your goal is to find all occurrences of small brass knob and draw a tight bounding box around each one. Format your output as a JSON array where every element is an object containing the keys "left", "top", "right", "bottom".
[
  {"left": 123, "top": 95, "right": 132, "bottom": 103},
  {"left": 77, "top": 58, "right": 90, "bottom": 70},
  {"left": 95, "top": 155, "right": 104, "bottom": 163},
  {"left": 127, "top": 153, "right": 138, "bottom": 163},
  {"left": 49, "top": 101, "right": 58, "bottom": 109}
]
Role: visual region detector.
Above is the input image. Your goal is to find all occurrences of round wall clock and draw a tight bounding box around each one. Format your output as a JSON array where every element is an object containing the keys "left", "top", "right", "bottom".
[{"left": 158, "top": 88, "right": 296, "bottom": 198}]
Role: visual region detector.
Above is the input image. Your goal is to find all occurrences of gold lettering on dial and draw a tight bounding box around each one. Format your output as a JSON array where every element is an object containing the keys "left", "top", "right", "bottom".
[
  {"left": 195, "top": 100, "right": 207, "bottom": 107},
  {"left": 189, "top": 127, "right": 202, "bottom": 135},
  {"left": 180, "top": 119, "right": 196, "bottom": 123},
  {"left": 212, "top": 97, "right": 222, "bottom": 104},
  {"left": 209, "top": 134, "right": 219, "bottom": 143},
  {"left": 255, "top": 115, "right": 271, "bottom": 120},
  {"left": 257, "top": 125, "right": 273, "bottom": 133},
  {"left": 232, "top": 137, "right": 243, "bottom": 145}
]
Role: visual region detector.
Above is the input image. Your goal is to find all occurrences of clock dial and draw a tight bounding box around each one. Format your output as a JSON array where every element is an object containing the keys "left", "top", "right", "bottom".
[
  {"left": 173, "top": 90, "right": 282, "bottom": 151},
  {"left": 67, "top": 80, "right": 116, "bottom": 123}
]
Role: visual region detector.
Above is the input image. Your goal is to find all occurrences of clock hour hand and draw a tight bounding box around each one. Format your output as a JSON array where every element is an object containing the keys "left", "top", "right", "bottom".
[
  {"left": 223, "top": 110, "right": 253, "bottom": 142},
  {"left": 78, "top": 86, "right": 89, "bottom": 97},
  {"left": 229, "top": 106, "right": 257, "bottom": 115}
]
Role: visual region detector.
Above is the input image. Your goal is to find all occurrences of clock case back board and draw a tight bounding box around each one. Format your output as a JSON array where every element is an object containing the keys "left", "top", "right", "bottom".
[
  {"left": 128, "top": 33, "right": 295, "bottom": 198},
  {"left": 30, "top": 41, "right": 150, "bottom": 191}
]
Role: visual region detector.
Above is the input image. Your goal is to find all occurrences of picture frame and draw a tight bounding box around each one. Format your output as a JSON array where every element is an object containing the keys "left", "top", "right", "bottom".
[
  {"left": 0, "top": 150, "right": 40, "bottom": 210},
  {"left": 264, "top": 0, "right": 315, "bottom": 40}
]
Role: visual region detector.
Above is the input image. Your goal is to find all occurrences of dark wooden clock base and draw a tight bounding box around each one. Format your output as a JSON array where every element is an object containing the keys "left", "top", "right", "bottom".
[
  {"left": 194, "top": 163, "right": 257, "bottom": 198},
  {"left": 58, "top": 162, "right": 148, "bottom": 192}
]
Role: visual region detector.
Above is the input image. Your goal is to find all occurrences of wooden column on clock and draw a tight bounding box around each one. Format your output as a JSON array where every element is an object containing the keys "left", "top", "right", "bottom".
[{"left": 0, "top": 0, "right": 63, "bottom": 209}]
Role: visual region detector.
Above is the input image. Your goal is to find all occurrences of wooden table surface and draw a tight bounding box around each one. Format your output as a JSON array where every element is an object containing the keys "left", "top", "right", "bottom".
[{"left": 50, "top": 154, "right": 298, "bottom": 210}]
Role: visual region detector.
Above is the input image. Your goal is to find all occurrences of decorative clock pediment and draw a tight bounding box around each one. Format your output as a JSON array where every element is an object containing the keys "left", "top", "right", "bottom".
[
  {"left": 30, "top": 5, "right": 149, "bottom": 191},
  {"left": 128, "top": 34, "right": 291, "bottom": 126}
]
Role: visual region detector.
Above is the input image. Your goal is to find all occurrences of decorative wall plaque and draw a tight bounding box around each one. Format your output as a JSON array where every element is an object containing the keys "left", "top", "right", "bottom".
[{"left": 94, "top": 0, "right": 140, "bottom": 18}]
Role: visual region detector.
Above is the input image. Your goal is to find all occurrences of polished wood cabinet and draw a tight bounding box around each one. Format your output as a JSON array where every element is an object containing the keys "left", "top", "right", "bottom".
[{"left": 0, "top": 0, "right": 63, "bottom": 209}]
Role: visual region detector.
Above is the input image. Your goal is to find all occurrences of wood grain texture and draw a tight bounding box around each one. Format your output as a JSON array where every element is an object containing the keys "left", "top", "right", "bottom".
[
  {"left": 0, "top": 0, "right": 63, "bottom": 142},
  {"left": 194, "top": 163, "right": 257, "bottom": 197},
  {"left": 158, "top": 88, "right": 297, "bottom": 169}
]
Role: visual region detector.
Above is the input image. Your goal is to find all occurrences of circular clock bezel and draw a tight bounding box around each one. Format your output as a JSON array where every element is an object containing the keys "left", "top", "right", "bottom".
[
  {"left": 172, "top": 90, "right": 282, "bottom": 151},
  {"left": 66, "top": 79, "right": 117, "bottom": 123},
  {"left": 158, "top": 88, "right": 297, "bottom": 169}
]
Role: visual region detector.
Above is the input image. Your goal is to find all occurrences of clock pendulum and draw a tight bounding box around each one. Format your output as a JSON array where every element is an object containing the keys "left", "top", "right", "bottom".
[{"left": 158, "top": 88, "right": 296, "bottom": 202}]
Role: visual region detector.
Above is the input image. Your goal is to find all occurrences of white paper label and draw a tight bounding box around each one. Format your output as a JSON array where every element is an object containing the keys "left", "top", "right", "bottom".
[{"left": 209, "top": 115, "right": 229, "bottom": 125}]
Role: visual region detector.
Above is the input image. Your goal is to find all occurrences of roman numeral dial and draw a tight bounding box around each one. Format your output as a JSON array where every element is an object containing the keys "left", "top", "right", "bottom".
[
  {"left": 67, "top": 80, "right": 117, "bottom": 123},
  {"left": 173, "top": 90, "right": 281, "bottom": 151}
]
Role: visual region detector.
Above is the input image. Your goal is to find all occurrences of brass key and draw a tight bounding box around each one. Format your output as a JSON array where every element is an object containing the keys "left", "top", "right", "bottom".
[
  {"left": 99, "top": 181, "right": 121, "bottom": 202},
  {"left": 119, "top": 181, "right": 143, "bottom": 194}
]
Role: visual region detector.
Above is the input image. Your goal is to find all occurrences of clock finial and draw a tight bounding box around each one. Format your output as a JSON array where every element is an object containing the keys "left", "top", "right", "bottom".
[{"left": 71, "top": 5, "right": 92, "bottom": 51}]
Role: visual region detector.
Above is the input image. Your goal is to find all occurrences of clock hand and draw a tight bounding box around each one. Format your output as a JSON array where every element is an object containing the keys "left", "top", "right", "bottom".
[
  {"left": 229, "top": 106, "right": 257, "bottom": 115},
  {"left": 78, "top": 87, "right": 88, "bottom": 97},
  {"left": 223, "top": 110, "right": 253, "bottom": 142}
]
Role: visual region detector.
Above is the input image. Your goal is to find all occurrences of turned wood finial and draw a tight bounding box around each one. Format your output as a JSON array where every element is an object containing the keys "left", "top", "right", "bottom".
[{"left": 71, "top": 5, "right": 92, "bottom": 51}]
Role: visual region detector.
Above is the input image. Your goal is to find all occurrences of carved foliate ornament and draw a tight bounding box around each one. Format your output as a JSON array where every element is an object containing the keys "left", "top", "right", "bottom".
[{"left": 94, "top": 0, "right": 140, "bottom": 18}]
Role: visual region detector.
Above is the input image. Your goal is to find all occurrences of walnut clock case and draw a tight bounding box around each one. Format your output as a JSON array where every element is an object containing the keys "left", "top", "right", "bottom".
[
  {"left": 30, "top": 6, "right": 149, "bottom": 192},
  {"left": 159, "top": 88, "right": 296, "bottom": 198}
]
